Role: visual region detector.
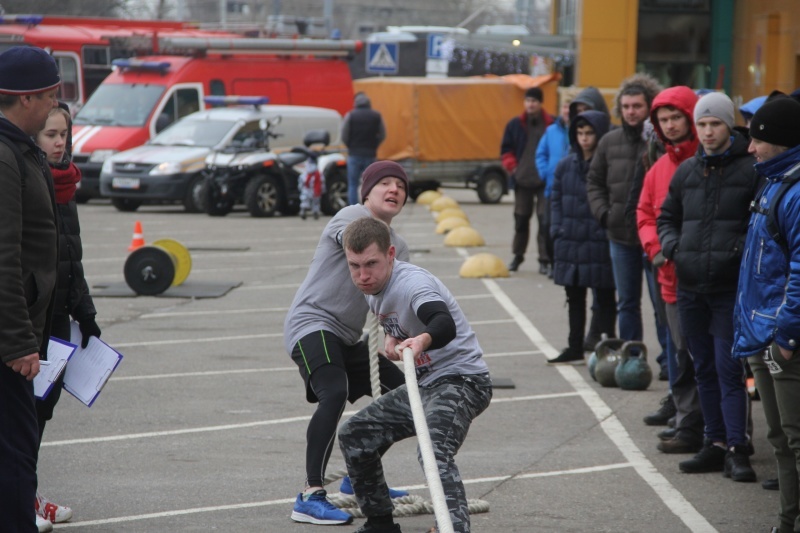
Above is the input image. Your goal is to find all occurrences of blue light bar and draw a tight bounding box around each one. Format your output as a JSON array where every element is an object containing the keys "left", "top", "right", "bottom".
[
  {"left": 203, "top": 96, "right": 269, "bottom": 106},
  {"left": 112, "top": 59, "right": 171, "bottom": 72},
  {"left": 0, "top": 15, "right": 45, "bottom": 25}
]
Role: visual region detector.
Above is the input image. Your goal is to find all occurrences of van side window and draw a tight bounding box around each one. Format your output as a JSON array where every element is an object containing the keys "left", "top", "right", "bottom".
[
  {"left": 210, "top": 80, "right": 226, "bottom": 96},
  {"left": 55, "top": 56, "right": 79, "bottom": 105},
  {"left": 157, "top": 88, "right": 201, "bottom": 133}
]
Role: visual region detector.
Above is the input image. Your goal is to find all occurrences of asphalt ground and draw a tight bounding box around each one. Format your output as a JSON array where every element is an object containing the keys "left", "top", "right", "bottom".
[{"left": 39, "top": 188, "right": 778, "bottom": 532}]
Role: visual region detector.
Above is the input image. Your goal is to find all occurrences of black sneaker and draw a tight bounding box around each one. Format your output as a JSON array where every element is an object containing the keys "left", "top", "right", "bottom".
[
  {"left": 538, "top": 262, "right": 549, "bottom": 275},
  {"left": 547, "top": 347, "right": 585, "bottom": 365},
  {"left": 353, "top": 522, "right": 402, "bottom": 533},
  {"left": 643, "top": 394, "right": 676, "bottom": 426},
  {"left": 762, "top": 478, "right": 779, "bottom": 491},
  {"left": 657, "top": 427, "right": 677, "bottom": 441},
  {"left": 657, "top": 435, "right": 703, "bottom": 454},
  {"left": 508, "top": 255, "right": 524, "bottom": 272},
  {"left": 724, "top": 445, "right": 757, "bottom": 482},
  {"left": 679, "top": 443, "right": 726, "bottom": 473}
]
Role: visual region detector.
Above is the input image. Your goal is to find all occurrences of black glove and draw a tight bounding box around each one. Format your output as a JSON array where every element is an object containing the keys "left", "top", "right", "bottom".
[
  {"left": 79, "top": 318, "right": 101, "bottom": 349},
  {"left": 652, "top": 251, "right": 666, "bottom": 268}
]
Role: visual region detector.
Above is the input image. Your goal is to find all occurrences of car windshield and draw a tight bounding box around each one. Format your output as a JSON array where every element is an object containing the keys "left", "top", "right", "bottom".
[
  {"left": 149, "top": 118, "right": 238, "bottom": 148},
  {"left": 74, "top": 83, "right": 165, "bottom": 127}
]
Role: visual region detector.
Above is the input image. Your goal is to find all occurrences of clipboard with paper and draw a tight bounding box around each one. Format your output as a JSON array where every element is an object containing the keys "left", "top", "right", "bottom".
[
  {"left": 33, "top": 337, "right": 77, "bottom": 401},
  {"left": 64, "top": 321, "right": 123, "bottom": 407}
]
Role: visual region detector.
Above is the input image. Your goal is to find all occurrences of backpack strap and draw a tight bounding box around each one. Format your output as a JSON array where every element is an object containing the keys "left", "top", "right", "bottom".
[
  {"left": 0, "top": 133, "right": 27, "bottom": 192},
  {"left": 751, "top": 164, "right": 800, "bottom": 256}
]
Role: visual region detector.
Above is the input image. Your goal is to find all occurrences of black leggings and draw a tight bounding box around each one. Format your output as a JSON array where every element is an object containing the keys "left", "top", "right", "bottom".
[{"left": 306, "top": 364, "right": 351, "bottom": 488}]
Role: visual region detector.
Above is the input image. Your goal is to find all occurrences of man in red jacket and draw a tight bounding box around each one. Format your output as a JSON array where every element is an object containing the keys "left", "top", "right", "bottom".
[
  {"left": 637, "top": 86, "right": 704, "bottom": 455},
  {"left": 500, "top": 87, "right": 554, "bottom": 273}
]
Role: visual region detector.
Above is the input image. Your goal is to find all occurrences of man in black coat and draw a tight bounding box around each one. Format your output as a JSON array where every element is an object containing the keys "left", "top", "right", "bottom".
[
  {"left": 0, "top": 46, "right": 60, "bottom": 533},
  {"left": 341, "top": 92, "right": 386, "bottom": 206},
  {"left": 500, "top": 87, "right": 554, "bottom": 273},
  {"left": 657, "top": 92, "right": 760, "bottom": 482}
]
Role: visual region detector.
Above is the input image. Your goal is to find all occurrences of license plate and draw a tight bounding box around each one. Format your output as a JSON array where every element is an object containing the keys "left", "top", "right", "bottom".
[{"left": 112, "top": 177, "right": 140, "bottom": 190}]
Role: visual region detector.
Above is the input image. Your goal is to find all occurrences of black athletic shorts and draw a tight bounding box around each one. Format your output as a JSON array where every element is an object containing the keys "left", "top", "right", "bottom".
[{"left": 291, "top": 329, "right": 404, "bottom": 403}]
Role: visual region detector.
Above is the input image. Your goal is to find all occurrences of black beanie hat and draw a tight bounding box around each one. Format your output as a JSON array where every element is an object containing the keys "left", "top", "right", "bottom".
[
  {"left": 749, "top": 96, "right": 800, "bottom": 148},
  {"left": 0, "top": 46, "right": 60, "bottom": 95},
  {"left": 361, "top": 161, "right": 409, "bottom": 204},
  {"left": 525, "top": 87, "right": 543, "bottom": 102}
]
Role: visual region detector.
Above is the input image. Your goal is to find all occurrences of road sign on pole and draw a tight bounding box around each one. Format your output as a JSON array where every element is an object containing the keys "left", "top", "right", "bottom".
[
  {"left": 366, "top": 42, "right": 399, "bottom": 74},
  {"left": 427, "top": 33, "right": 445, "bottom": 59}
]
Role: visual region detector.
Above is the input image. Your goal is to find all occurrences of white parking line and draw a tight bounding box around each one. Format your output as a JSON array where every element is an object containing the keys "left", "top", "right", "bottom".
[
  {"left": 477, "top": 272, "right": 717, "bottom": 532},
  {"left": 41, "top": 392, "right": 580, "bottom": 448},
  {"left": 54, "top": 462, "right": 635, "bottom": 528},
  {"left": 114, "top": 333, "right": 282, "bottom": 348}
]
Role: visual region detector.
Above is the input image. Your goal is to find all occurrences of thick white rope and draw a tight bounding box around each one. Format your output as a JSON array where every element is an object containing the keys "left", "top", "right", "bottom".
[
  {"left": 367, "top": 313, "right": 382, "bottom": 399},
  {"left": 401, "top": 347, "right": 454, "bottom": 533}
]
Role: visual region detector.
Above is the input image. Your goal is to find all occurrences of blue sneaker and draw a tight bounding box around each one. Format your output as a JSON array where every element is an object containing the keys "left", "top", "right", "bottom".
[
  {"left": 340, "top": 476, "right": 409, "bottom": 499},
  {"left": 290, "top": 489, "right": 353, "bottom": 525}
]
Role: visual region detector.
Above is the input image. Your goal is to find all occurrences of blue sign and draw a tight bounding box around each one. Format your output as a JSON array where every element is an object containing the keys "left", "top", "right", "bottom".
[
  {"left": 427, "top": 33, "right": 445, "bottom": 59},
  {"left": 366, "top": 42, "right": 399, "bottom": 74}
]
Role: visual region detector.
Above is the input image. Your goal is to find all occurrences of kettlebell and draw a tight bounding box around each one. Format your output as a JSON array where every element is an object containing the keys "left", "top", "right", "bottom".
[
  {"left": 614, "top": 341, "right": 652, "bottom": 391},
  {"left": 594, "top": 337, "right": 625, "bottom": 388},
  {"left": 587, "top": 334, "right": 611, "bottom": 381}
]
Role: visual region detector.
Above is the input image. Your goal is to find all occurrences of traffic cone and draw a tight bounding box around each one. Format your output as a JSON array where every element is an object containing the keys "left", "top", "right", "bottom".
[{"left": 128, "top": 220, "right": 145, "bottom": 251}]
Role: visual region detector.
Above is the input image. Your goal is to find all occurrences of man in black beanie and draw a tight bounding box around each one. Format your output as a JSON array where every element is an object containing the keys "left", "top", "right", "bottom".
[
  {"left": 500, "top": 86, "right": 554, "bottom": 273},
  {"left": 733, "top": 94, "right": 800, "bottom": 533},
  {"left": 0, "top": 45, "right": 60, "bottom": 532}
]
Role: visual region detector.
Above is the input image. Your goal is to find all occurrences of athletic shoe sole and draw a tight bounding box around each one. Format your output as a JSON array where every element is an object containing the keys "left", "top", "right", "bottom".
[{"left": 290, "top": 510, "right": 353, "bottom": 525}]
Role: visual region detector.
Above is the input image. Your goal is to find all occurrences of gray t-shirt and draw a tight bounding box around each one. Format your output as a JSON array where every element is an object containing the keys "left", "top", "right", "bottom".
[
  {"left": 284, "top": 204, "right": 409, "bottom": 353},
  {"left": 367, "top": 260, "right": 489, "bottom": 386}
]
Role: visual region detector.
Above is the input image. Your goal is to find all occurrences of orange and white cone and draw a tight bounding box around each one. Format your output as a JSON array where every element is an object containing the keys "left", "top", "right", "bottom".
[{"left": 128, "top": 220, "right": 145, "bottom": 251}]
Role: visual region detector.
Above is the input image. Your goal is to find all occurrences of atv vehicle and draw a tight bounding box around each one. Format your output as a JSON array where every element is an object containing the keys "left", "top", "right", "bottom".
[{"left": 203, "top": 126, "right": 347, "bottom": 218}]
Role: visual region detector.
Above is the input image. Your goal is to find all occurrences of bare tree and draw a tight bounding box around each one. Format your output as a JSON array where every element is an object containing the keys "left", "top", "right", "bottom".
[{"left": 0, "top": 0, "right": 129, "bottom": 17}]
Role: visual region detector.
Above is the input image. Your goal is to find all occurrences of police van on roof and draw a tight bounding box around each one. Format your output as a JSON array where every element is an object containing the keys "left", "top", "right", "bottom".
[
  {"left": 72, "top": 35, "right": 359, "bottom": 202},
  {"left": 98, "top": 96, "right": 342, "bottom": 213}
]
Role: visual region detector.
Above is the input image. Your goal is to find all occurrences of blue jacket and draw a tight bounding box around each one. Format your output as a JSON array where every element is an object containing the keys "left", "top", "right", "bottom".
[
  {"left": 550, "top": 111, "right": 615, "bottom": 289},
  {"left": 733, "top": 145, "right": 800, "bottom": 358},
  {"left": 535, "top": 116, "right": 569, "bottom": 198}
]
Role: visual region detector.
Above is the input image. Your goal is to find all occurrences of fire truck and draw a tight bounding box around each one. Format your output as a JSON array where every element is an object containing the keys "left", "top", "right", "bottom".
[
  {"left": 0, "top": 14, "right": 243, "bottom": 112},
  {"left": 71, "top": 36, "right": 359, "bottom": 202}
]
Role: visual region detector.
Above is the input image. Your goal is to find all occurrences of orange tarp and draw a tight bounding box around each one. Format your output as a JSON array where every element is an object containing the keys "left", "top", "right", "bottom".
[{"left": 353, "top": 73, "right": 560, "bottom": 162}]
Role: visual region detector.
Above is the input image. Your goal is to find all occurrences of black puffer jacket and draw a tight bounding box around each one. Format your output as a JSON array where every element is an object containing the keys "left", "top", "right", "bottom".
[
  {"left": 657, "top": 132, "right": 760, "bottom": 293},
  {"left": 54, "top": 198, "right": 95, "bottom": 324}
]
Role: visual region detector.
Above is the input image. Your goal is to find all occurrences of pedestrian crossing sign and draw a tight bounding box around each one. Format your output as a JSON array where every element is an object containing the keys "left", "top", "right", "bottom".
[{"left": 366, "top": 42, "right": 399, "bottom": 74}]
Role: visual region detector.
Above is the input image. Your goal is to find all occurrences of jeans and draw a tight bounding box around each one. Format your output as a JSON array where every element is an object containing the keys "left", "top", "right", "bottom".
[
  {"left": 677, "top": 289, "right": 748, "bottom": 447},
  {"left": 608, "top": 241, "right": 644, "bottom": 344},
  {"left": 346, "top": 155, "right": 375, "bottom": 206},
  {"left": 644, "top": 260, "right": 670, "bottom": 376}
]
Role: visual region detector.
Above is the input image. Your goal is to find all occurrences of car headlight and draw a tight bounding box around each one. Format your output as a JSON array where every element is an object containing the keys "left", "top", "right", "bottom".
[
  {"left": 100, "top": 159, "right": 113, "bottom": 175},
  {"left": 149, "top": 161, "right": 183, "bottom": 176},
  {"left": 89, "top": 149, "right": 118, "bottom": 163}
]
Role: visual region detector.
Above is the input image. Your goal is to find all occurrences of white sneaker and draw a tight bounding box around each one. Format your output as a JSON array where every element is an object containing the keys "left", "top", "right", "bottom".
[
  {"left": 36, "top": 515, "right": 53, "bottom": 533},
  {"left": 36, "top": 491, "right": 73, "bottom": 523}
]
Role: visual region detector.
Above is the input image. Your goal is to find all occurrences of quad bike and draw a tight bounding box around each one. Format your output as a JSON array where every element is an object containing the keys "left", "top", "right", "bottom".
[{"left": 203, "top": 121, "right": 347, "bottom": 218}]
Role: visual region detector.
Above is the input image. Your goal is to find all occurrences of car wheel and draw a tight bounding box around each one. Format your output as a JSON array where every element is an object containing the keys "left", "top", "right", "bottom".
[
  {"left": 245, "top": 174, "right": 284, "bottom": 217},
  {"left": 477, "top": 170, "right": 505, "bottom": 204},
  {"left": 183, "top": 174, "right": 206, "bottom": 213},
  {"left": 322, "top": 171, "right": 347, "bottom": 216},
  {"left": 111, "top": 197, "right": 142, "bottom": 212}
]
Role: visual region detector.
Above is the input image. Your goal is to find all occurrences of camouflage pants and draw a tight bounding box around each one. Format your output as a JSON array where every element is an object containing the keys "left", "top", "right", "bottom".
[{"left": 338, "top": 373, "right": 492, "bottom": 533}]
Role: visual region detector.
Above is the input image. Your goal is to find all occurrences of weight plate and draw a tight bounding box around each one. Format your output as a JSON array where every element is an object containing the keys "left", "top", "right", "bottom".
[
  {"left": 124, "top": 246, "right": 176, "bottom": 296},
  {"left": 152, "top": 238, "right": 192, "bottom": 286}
]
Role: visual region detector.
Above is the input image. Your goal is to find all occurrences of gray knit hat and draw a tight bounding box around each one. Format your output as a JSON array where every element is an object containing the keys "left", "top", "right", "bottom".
[{"left": 694, "top": 92, "right": 735, "bottom": 131}]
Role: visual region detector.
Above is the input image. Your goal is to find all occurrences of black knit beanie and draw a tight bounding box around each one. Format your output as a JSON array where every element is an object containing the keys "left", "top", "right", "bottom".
[{"left": 749, "top": 96, "right": 800, "bottom": 148}]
